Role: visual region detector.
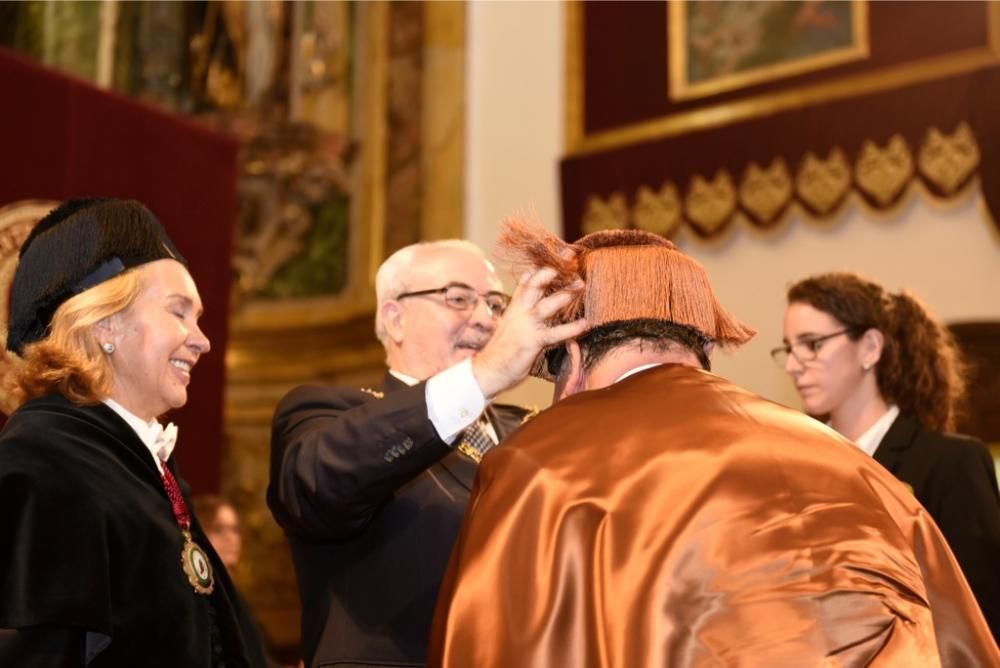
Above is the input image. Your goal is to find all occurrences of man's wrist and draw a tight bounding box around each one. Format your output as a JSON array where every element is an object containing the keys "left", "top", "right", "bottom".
[
  {"left": 470, "top": 354, "right": 502, "bottom": 401},
  {"left": 425, "top": 358, "right": 488, "bottom": 442}
]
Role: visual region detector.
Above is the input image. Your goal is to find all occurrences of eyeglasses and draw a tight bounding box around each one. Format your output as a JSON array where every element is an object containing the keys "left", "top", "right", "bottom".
[
  {"left": 396, "top": 283, "right": 511, "bottom": 317},
  {"left": 770, "top": 328, "right": 857, "bottom": 367}
]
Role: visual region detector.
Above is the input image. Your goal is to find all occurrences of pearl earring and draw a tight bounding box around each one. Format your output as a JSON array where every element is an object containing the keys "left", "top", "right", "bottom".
[
  {"left": 862, "top": 362, "right": 872, "bottom": 371},
  {"left": 101, "top": 342, "right": 116, "bottom": 354}
]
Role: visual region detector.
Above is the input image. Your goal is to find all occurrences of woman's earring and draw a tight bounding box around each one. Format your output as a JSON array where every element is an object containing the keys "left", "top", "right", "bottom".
[
  {"left": 101, "top": 342, "right": 116, "bottom": 355},
  {"left": 862, "top": 362, "right": 872, "bottom": 371}
]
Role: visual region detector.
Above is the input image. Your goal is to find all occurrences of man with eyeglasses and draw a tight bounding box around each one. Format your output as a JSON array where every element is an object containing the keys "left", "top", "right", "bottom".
[
  {"left": 267, "top": 239, "right": 586, "bottom": 668},
  {"left": 427, "top": 225, "right": 998, "bottom": 667}
]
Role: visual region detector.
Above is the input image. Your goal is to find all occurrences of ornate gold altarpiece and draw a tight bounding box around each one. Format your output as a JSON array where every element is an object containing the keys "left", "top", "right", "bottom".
[
  {"left": 562, "top": 1, "right": 1000, "bottom": 241},
  {"left": 224, "top": 2, "right": 467, "bottom": 653}
]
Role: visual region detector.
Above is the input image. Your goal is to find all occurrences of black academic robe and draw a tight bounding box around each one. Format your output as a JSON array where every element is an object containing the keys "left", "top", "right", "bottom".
[
  {"left": 268, "top": 373, "right": 530, "bottom": 668},
  {"left": 873, "top": 413, "right": 1000, "bottom": 644},
  {"left": 0, "top": 394, "right": 267, "bottom": 668}
]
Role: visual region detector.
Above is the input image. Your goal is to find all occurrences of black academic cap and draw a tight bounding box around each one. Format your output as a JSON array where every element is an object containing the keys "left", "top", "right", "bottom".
[{"left": 6, "top": 197, "right": 185, "bottom": 354}]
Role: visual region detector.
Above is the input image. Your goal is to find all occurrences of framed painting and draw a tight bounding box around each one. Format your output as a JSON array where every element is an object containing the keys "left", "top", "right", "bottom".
[
  {"left": 562, "top": 1, "right": 1000, "bottom": 241},
  {"left": 669, "top": 0, "right": 869, "bottom": 101}
]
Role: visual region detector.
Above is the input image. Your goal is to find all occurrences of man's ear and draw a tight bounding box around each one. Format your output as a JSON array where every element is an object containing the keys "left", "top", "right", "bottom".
[
  {"left": 861, "top": 328, "right": 885, "bottom": 369},
  {"left": 554, "top": 340, "right": 585, "bottom": 402},
  {"left": 381, "top": 300, "right": 405, "bottom": 344}
]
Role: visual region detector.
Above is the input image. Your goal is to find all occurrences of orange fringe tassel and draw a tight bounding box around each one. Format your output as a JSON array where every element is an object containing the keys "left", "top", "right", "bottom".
[{"left": 496, "top": 219, "right": 756, "bottom": 347}]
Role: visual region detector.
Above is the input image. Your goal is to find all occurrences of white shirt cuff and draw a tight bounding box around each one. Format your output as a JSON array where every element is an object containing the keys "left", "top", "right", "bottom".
[{"left": 426, "top": 358, "right": 487, "bottom": 443}]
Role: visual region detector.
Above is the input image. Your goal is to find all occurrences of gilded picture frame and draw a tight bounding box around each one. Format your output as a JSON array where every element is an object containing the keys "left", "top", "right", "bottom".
[
  {"left": 668, "top": 0, "right": 870, "bottom": 102},
  {"left": 565, "top": 1, "right": 1000, "bottom": 157},
  {"left": 230, "top": 2, "right": 387, "bottom": 333}
]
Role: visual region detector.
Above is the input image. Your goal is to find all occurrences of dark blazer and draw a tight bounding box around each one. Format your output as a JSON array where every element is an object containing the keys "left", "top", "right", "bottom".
[
  {"left": 268, "top": 373, "right": 529, "bottom": 668},
  {"left": 874, "top": 413, "right": 1000, "bottom": 643}
]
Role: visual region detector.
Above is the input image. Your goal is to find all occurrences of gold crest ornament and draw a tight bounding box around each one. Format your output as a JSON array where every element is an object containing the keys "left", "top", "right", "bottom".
[
  {"left": 181, "top": 530, "right": 215, "bottom": 595},
  {"left": 160, "top": 462, "right": 215, "bottom": 596},
  {"left": 633, "top": 183, "right": 682, "bottom": 237},
  {"left": 582, "top": 193, "right": 629, "bottom": 235},
  {"left": 456, "top": 441, "right": 484, "bottom": 464},
  {"left": 0, "top": 200, "right": 59, "bottom": 415},
  {"left": 796, "top": 149, "right": 851, "bottom": 215},
  {"left": 685, "top": 171, "right": 737, "bottom": 235},
  {"left": 855, "top": 135, "right": 913, "bottom": 206},
  {"left": 740, "top": 159, "right": 793, "bottom": 225},
  {"left": 918, "top": 122, "right": 980, "bottom": 195},
  {"left": 520, "top": 407, "right": 541, "bottom": 425}
]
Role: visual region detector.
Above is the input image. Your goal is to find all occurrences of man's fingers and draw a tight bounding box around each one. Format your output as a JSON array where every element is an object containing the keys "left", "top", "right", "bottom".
[
  {"left": 515, "top": 266, "right": 558, "bottom": 290},
  {"left": 542, "top": 318, "right": 589, "bottom": 346},
  {"left": 518, "top": 267, "right": 559, "bottom": 300},
  {"left": 533, "top": 281, "right": 583, "bottom": 320},
  {"left": 510, "top": 266, "right": 569, "bottom": 307}
]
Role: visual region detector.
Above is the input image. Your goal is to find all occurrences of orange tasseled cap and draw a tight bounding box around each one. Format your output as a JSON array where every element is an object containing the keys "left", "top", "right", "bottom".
[{"left": 496, "top": 220, "right": 756, "bottom": 379}]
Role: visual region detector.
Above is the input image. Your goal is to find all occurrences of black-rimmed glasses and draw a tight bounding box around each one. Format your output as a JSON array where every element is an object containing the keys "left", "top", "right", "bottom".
[
  {"left": 396, "top": 283, "right": 511, "bottom": 317},
  {"left": 770, "top": 328, "right": 857, "bottom": 367}
]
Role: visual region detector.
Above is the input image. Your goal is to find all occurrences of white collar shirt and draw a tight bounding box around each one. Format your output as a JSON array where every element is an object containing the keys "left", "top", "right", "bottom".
[
  {"left": 853, "top": 404, "right": 900, "bottom": 458},
  {"left": 102, "top": 398, "right": 176, "bottom": 474},
  {"left": 390, "top": 363, "right": 496, "bottom": 444},
  {"left": 614, "top": 363, "right": 665, "bottom": 385}
]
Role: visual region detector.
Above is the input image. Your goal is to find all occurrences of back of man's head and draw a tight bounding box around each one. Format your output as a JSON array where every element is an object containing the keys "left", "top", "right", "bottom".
[
  {"left": 496, "top": 222, "right": 755, "bottom": 383},
  {"left": 553, "top": 318, "right": 715, "bottom": 378}
]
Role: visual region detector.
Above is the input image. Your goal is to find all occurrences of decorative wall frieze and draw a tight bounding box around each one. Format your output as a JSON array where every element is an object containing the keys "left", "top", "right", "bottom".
[
  {"left": 582, "top": 192, "right": 629, "bottom": 235},
  {"left": 632, "top": 183, "right": 682, "bottom": 237},
  {"left": 578, "top": 122, "right": 982, "bottom": 240},
  {"left": 796, "top": 149, "right": 851, "bottom": 215},
  {"left": 686, "top": 172, "right": 737, "bottom": 234},
  {"left": 918, "top": 122, "right": 979, "bottom": 195},
  {"left": 855, "top": 134, "right": 913, "bottom": 206},
  {"left": 740, "top": 159, "right": 792, "bottom": 225}
]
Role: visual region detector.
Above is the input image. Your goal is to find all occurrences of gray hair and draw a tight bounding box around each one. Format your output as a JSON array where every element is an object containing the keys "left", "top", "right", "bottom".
[{"left": 374, "top": 239, "right": 488, "bottom": 345}]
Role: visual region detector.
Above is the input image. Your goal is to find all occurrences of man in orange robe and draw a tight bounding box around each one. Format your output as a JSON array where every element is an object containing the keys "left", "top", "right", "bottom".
[{"left": 428, "top": 225, "right": 999, "bottom": 667}]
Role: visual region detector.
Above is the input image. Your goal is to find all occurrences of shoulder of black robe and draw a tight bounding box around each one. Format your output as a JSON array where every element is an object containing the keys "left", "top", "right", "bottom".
[{"left": 0, "top": 394, "right": 267, "bottom": 668}]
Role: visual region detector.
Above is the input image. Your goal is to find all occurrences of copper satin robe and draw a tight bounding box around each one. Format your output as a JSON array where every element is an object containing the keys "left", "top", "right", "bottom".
[{"left": 428, "top": 366, "right": 998, "bottom": 667}]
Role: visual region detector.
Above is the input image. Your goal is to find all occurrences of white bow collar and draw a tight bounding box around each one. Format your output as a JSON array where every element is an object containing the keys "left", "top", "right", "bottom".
[
  {"left": 102, "top": 399, "right": 178, "bottom": 473},
  {"left": 148, "top": 421, "right": 179, "bottom": 464}
]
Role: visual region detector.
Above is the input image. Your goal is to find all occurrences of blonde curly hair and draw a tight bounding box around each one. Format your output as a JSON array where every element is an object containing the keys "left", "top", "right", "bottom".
[{"left": 6, "top": 269, "right": 144, "bottom": 409}]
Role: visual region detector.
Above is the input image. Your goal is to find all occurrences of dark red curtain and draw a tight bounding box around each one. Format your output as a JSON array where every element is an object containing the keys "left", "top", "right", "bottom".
[
  {"left": 562, "top": 1, "right": 1000, "bottom": 240},
  {"left": 0, "top": 48, "right": 238, "bottom": 493}
]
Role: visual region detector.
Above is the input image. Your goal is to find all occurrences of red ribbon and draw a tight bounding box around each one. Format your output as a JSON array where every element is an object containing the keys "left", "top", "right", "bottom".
[{"left": 161, "top": 465, "right": 191, "bottom": 532}]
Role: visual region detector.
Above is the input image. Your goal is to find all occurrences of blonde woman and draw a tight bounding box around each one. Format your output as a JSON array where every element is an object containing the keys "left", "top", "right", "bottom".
[{"left": 0, "top": 199, "right": 266, "bottom": 666}]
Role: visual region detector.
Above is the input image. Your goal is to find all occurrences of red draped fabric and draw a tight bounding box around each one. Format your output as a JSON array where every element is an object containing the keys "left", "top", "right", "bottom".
[{"left": 561, "top": 1, "right": 1000, "bottom": 240}]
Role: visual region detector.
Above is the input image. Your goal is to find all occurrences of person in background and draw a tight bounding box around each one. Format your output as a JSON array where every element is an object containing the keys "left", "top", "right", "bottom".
[
  {"left": 777, "top": 271, "right": 1000, "bottom": 643},
  {"left": 428, "top": 224, "right": 998, "bottom": 667},
  {"left": 194, "top": 495, "right": 244, "bottom": 572},
  {"left": 195, "top": 494, "right": 287, "bottom": 667},
  {"left": 0, "top": 198, "right": 266, "bottom": 667},
  {"left": 268, "top": 239, "right": 585, "bottom": 667}
]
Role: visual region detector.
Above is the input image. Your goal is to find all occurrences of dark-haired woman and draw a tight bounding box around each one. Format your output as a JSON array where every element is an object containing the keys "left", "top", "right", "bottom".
[{"left": 776, "top": 271, "right": 1000, "bottom": 643}]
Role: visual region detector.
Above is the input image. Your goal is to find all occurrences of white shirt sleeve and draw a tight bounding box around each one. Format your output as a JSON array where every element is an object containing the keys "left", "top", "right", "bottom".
[{"left": 425, "top": 358, "right": 487, "bottom": 443}]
